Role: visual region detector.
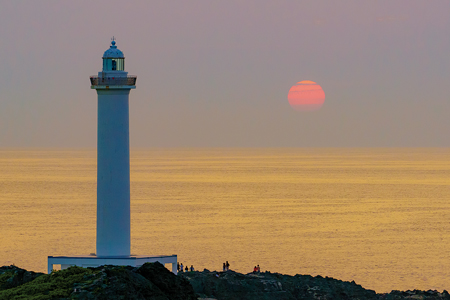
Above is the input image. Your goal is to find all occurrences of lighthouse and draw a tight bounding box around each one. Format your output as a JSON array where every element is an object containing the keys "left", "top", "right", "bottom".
[
  {"left": 48, "top": 39, "right": 177, "bottom": 273},
  {"left": 94, "top": 38, "right": 134, "bottom": 257}
]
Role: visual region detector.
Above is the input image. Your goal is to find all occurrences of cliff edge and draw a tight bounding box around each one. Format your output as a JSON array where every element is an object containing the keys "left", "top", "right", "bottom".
[{"left": 1, "top": 264, "right": 449, "bottom": 299}]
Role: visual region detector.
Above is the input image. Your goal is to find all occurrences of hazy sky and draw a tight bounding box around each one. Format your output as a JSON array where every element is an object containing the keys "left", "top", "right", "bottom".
[{"left": 1, "top": 1, "right": 449, "bottom": 147}]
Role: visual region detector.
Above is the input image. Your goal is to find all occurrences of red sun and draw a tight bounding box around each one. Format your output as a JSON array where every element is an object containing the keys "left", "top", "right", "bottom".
[{"left": 288, "top": 80, "right": 325, "bottom": 111}]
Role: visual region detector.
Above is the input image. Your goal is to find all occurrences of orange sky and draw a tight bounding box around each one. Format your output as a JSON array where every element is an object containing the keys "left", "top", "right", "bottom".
[{"left": 1, "top": 1, "right": 449, "bottom": 147}]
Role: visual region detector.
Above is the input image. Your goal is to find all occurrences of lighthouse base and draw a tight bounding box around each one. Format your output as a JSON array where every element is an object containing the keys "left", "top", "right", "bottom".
[{"left": 47, "top": 254, "right": 177, "bottom": 274}]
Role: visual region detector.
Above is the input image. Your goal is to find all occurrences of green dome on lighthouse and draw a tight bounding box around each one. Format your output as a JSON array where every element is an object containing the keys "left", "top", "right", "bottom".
[
  {"left": 103, "top": 40, "right": 124, "bottom": 58},
  {"left": 102, "top": 39, "right": 124, "bottom": 71}
]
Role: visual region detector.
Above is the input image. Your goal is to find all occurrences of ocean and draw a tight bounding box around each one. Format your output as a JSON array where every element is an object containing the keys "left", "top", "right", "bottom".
[{"left": 1, "top": 148, "right": 449, "bottom": 293}]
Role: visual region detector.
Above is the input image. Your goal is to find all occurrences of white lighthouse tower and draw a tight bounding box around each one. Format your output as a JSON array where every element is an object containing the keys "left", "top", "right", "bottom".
[
  {"left": 48, "top": 39, "right": 177, "bottom": 273},
  {"left": 95, "top": 38, "right": 133, "bottom": 257}
]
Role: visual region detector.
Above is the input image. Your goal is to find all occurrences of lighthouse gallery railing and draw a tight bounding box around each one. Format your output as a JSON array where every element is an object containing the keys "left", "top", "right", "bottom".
[{"left": 90, "top": 75, "right": 137, "bottom": 86}]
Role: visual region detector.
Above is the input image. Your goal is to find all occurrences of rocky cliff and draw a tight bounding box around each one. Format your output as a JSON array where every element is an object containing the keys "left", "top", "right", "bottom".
[
  {"left": 181, "top": 269, "right": 450, "bottom": 300},
  {"left": 0, "top": 263, "right": 196, "bottom": 300},
  {"left": 1, "top": 264, "right": 449, "bottom": 299}
]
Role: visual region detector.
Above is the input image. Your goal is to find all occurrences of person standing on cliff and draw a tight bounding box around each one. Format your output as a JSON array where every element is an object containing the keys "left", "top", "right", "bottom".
[
  {"left": 177, "top": 262, "right": 180, "bottom": 272},
  {"left": 223, "top": 262, "right": 226, "bottom": 272},
  {"left": 180, "top": 263, "right": 184, "bottom": 272},
  {"left": 226, "top": 261, "right": 230, "bottom": 271}
]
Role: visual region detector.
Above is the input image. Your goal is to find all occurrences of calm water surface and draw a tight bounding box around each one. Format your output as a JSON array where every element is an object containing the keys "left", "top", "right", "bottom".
[{"left": 1, "top": 148, "right": 450, "bottom": 293}]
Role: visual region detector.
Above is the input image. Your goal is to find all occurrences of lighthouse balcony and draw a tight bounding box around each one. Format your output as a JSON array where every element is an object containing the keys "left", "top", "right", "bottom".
[{"left": 90, "top": 75, "right": 137, "bottom": 87}]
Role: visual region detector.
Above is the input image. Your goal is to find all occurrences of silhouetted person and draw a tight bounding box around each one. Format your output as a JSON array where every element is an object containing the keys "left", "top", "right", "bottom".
[
  {"left": 223, "top": 262, "right": 226, "bottom": 272},
  {"left": 177, "top": 262, "right": 180, "bottom": 272},
  {"left": 180, "top": 263, "right": 184, "bottom": 272},
  {"left": 185, "top": 266, "right": 188, "bottom": 272},
  {"left": 190, "top": 265, "right": 194, "bottom": 271},
  {"left": 226, "top": 261, "right": 230, "bottom": 271}
]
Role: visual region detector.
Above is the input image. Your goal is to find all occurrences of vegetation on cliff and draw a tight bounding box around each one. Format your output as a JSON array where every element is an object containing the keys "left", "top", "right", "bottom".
[{"left": 0, "top": 263, "right": 196, "bottom": 300}]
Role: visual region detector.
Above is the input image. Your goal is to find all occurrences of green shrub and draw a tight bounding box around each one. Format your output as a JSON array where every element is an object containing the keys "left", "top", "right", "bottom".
[{"left": 0, "top": 266, "right": 97, "bottom": 300}]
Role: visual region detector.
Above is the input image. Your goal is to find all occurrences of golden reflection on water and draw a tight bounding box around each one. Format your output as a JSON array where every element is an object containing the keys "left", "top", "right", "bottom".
[{"left": 1, "top": 148, "right": 450, "bottom": 293}]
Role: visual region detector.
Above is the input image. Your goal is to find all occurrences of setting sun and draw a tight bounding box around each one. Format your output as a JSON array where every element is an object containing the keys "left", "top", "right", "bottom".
[{"left": 288, "top": 80, "right": 325, "bottom": 111}]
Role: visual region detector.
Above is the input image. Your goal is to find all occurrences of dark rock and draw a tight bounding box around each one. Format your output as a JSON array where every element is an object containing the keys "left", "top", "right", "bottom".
[
  {"left": 136, "top": 262, "right": 197, "bottom": 300},
  {"left": 378, "top": 289, "right": 450, "bottom": 300},
  {"left": 181, "top": 270, "right": 378, "bottom": 300}
]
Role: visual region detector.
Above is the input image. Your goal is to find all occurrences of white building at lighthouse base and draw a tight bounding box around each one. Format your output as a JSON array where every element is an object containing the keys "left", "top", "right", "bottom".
[{"left": 47, "top": 255, "right": 178, "bottom": 274}]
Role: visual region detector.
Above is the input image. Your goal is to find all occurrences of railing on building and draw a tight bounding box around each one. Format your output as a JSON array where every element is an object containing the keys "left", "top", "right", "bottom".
[{"left": 90, "top": 75, "right": 137, "bottom": 86}]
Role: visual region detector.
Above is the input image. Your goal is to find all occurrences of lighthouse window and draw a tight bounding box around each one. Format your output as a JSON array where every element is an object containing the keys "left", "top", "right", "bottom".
[
  {"left": 111, "top": 58, "right": 124, "bottom": 71},
  {"left": 117, "top": 58, "right": 124, "bottom": 70}
]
